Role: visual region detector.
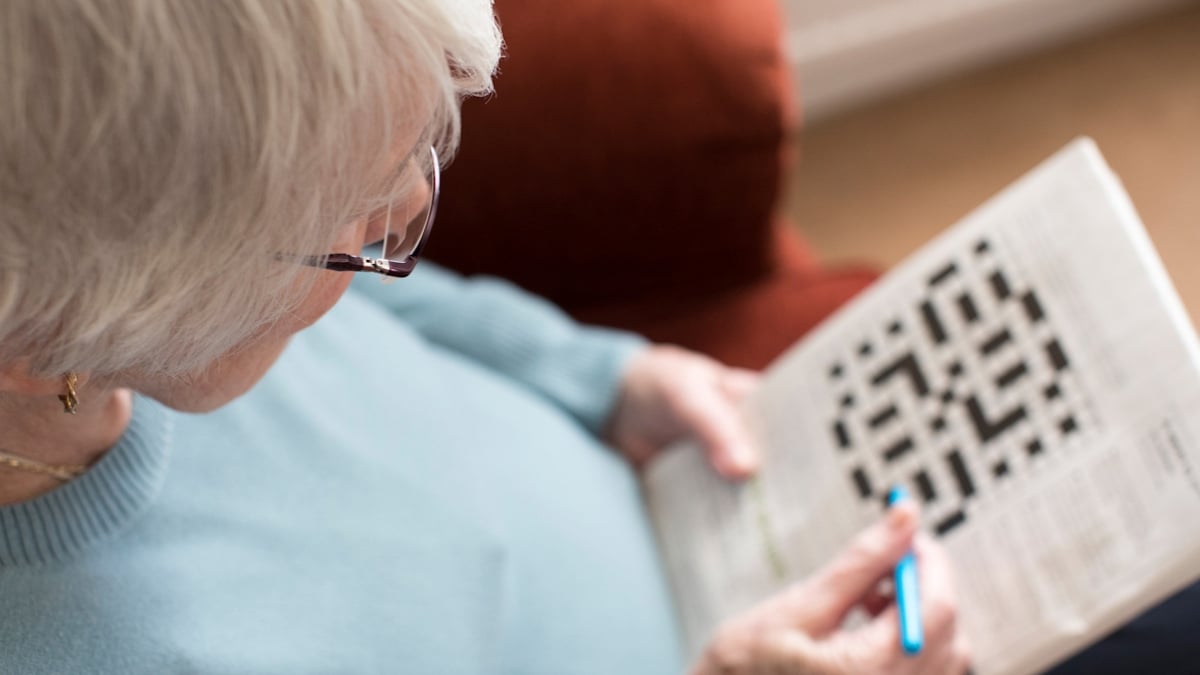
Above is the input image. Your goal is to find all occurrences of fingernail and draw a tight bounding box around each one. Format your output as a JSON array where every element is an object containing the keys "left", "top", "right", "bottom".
[
  {"left": 888, "top": 502, "right": 917, "bottom": 530},
  {"left": 732, "top": 445, "right": 759, "bottom": 474}
]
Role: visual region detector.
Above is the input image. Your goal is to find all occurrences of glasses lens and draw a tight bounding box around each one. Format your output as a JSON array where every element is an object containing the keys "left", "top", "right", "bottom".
[
  {"left": 382, "top": 200, "right": 431, "bottom": 261},
  {"left": 381, "top": 146, "right": 438, "bottom": 264}
]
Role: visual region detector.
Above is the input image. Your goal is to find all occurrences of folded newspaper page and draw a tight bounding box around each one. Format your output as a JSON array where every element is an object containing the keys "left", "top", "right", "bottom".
[{"left": 644, "top": 138, "right": 1200, "bottom": 675}]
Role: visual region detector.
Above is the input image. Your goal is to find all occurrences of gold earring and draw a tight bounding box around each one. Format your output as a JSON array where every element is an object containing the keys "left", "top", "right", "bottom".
[{"left": 58, "top": 372, "right": 79, "bottom": 414}]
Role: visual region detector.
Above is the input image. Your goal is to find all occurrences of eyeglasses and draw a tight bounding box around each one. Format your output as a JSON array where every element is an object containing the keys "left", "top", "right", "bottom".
[{"left": 299, "top": 145, "right": 440, "bottom": 279}]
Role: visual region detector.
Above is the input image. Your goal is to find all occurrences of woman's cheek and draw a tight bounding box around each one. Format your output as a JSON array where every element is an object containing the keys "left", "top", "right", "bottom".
[{"left": 285, "top": 271, "right": 357, "bottom": 333}]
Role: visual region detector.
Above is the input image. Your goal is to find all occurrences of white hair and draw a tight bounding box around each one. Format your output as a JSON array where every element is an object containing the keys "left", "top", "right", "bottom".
[{"left": 0, "top": 0, "right": 501, "bottom": 377}]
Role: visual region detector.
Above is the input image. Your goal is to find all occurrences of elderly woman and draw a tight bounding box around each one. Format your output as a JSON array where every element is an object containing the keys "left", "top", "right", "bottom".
[{"left": 0, "top": 1, "right": 971, "bottom": 673}]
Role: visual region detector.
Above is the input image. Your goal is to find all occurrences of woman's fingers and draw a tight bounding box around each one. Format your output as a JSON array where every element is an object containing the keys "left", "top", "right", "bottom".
[
  {"left": 674, "top": 380, "right": 758, "bottom": 478},
  {"left": 694, "top": 623, "right": 829, "bottom": 675},
  {"left": 912, "top": 534, "right": 960, "bottom": 647},
  {"left": 859, "top": 576, "right": 896, "bottom": 618},
  {"left": 694, "top": 514, "right": 970, "bottom": 675},
  {"left": 845, "top": 534, "right": 967, "bottom": 675},
  {"left": 720, "top": 368, "right": 761, "bottom": 399},
  {"left": 670, "top": 363, "right": 760, "bottom": 479},
  {"left": 780, "top": 502, "right": 920, "bottom": 634},
  {"left": 609, "top": 346, "right": 761, "bottom": 478}
]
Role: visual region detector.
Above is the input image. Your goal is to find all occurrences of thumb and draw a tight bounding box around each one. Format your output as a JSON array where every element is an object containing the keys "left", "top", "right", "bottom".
[
  {"left": 798, "top": 502, "right": 919, "bottom": 632},
  {"left": 719, "top": 368, "right": 761, "bottom": 399},
  {"left": 680, "top": 380, "right": 759, "bottom": 480}
]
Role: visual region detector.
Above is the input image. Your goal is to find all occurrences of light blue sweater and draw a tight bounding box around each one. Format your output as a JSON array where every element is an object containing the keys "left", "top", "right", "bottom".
[{"left": 0, "top": 264, "right": 684, "bottom": 674}]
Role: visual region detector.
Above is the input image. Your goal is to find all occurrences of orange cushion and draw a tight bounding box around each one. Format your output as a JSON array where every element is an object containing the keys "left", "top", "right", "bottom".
[
  {"left": 428, "top": 0, "right": 795, "bottom": 309},
  {"left": 574, "top": 225, "right": 879, "bottom": 370}
]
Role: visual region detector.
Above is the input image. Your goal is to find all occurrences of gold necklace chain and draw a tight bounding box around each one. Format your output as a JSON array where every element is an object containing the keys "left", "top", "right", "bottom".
[{"left": 0, "top": 449, "right": 87, "bottom": 481}]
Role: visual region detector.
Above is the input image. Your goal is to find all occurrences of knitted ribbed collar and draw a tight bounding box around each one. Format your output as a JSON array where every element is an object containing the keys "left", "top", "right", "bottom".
[{"left": 0, "top": 395, "right": 172, "bottom": 567}]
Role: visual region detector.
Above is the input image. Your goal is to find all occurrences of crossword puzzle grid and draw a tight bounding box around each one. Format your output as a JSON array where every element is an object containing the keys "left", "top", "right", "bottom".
[{"left": 827, "top": 238, "right": 1086, "bottom": 538}]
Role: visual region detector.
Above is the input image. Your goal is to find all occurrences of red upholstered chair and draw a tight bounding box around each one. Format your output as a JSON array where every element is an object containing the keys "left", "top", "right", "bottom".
[{"left": 427, "top": 0, "right": 878, "bottom": 370}]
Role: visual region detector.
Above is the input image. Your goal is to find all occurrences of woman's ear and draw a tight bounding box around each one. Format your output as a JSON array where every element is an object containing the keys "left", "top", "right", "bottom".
[{"left": 0, "top": 360, "right": 77, "bottom": 396}]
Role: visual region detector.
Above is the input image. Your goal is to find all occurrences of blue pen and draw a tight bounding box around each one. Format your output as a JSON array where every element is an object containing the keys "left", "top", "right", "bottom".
[{"left": 888, "top": 486, "right": 923, "bottom": 655}]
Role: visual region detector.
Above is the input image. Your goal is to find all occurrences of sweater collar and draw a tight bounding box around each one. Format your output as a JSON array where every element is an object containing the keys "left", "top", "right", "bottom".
[{"left": 0, "top": 394, "right": 172, "bottom": 567}]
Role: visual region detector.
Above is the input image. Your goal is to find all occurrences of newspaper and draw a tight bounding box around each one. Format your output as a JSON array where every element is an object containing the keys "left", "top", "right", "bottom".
[{"left": 644, "top": 138, "right": 1200, "bottom": 675}]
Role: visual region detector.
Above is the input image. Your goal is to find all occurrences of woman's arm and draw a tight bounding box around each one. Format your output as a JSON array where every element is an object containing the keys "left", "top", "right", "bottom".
[
  {"left": 349, "top": 262, "right": 645, "bottom": 435},
  {"left": 351, "top": 262, "right": 761, "bottom": 477}
]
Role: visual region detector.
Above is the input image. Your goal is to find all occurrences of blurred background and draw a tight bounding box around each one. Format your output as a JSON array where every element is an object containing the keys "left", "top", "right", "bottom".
[
  {"left": 783, "top": 0, "right": 1200, "bottom": 316},
  {"left": 438, "top": 0, "right": 1198, "bottom": 368}
]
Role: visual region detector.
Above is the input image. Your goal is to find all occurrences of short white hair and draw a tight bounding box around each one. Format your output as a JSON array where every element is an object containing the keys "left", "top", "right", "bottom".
[{"left": 0, "top": 0, "right": 501, "bottom": 377}]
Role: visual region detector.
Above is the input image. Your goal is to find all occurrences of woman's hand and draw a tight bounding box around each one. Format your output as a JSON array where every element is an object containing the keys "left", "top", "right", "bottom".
[
  {"left": 692, "top": 503, "right": 971, "bottom": 675},
  {"left": 607, "top": 345, "right": 760, "bottom": 479}
]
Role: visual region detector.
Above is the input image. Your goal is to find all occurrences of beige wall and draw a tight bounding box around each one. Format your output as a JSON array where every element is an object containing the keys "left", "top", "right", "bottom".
[
  {"left": 782, "top": 0, "right": 1195, "bottom": 121},
  {"left": 784, "top": 5, "right": 1200, "bottom": 317}
]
